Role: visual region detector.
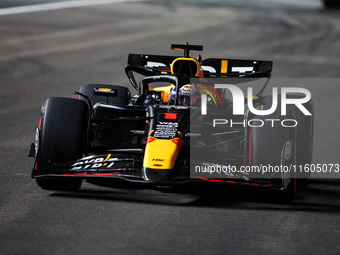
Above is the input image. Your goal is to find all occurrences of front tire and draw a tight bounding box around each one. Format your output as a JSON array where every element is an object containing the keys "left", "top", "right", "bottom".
[
  {"left": 249, "top": 95, "right": 296, "bottom": 203},
  {"left": 287, "top": 94, "right": 313, "bottom": 179},
  {"left": 34, "top": 97, "right": 89, "bottom": 191},
  {"left": 36, "top": 177, "right": 82, "bottom": 191}
]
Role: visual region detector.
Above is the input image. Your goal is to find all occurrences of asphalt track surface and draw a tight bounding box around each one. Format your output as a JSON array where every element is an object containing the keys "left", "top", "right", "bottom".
[{"left": 1, "top": 0, "right": 340, "bottom": 254}]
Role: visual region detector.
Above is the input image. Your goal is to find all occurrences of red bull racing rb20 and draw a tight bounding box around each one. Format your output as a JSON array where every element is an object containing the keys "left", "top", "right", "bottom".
[{"left": 29, "top": 44, "right": 314, "bottom": 203}]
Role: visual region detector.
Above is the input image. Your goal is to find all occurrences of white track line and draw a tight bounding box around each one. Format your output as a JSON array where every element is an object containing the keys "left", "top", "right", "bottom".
[{"left": 0, "top": 0, "right": 142, "bottom": 16}]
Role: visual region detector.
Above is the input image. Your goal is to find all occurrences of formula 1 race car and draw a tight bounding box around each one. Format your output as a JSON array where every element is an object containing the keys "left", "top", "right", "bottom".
[{"left": 29, "top": 44, "right": 313, "bottom": 202}]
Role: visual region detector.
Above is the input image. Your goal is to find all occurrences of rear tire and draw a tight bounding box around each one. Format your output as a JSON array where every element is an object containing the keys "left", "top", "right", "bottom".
[
  {"left": 323, "top": 0, "right": 340, "bottom": 8},
  {"left": 35, "top": 97, "right": 89, "bottom": 191}
]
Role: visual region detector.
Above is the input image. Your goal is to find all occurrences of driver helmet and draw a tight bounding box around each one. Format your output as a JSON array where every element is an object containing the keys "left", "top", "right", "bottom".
[{"left": 170, "top": 84, "right": 200, "bottom": 106}]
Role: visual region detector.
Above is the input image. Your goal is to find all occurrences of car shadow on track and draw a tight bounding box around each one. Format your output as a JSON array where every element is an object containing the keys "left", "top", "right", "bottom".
[{"left": 49, "top": 179, "right": 340, "bottom": 213}]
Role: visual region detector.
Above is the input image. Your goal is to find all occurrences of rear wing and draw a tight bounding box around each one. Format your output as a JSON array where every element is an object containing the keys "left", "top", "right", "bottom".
[
  {"left": 201, "top": 58, "right": 273, "bottom": 78},
  {"left": 125, "top": 53, "right": 273, "bottom": 92}
]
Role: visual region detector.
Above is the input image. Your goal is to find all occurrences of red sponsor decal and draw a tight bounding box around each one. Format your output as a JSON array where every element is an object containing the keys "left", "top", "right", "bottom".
[{"left": 162, "top": 112, "right": 178, "bottom": 120}]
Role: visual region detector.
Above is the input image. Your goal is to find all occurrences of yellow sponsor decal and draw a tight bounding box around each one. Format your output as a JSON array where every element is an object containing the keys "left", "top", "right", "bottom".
[
  {"left": 98, "top": 88, "right": 112, "bottom": 91},
  {"left": 221, "top": 60, "right": 228, "bottom": 77},
  {"left": 104, "top": 154, "right": 112, "bottom": 161},
  {"left": 143, "top": 138, "right": 182, "bottom": 169}
]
